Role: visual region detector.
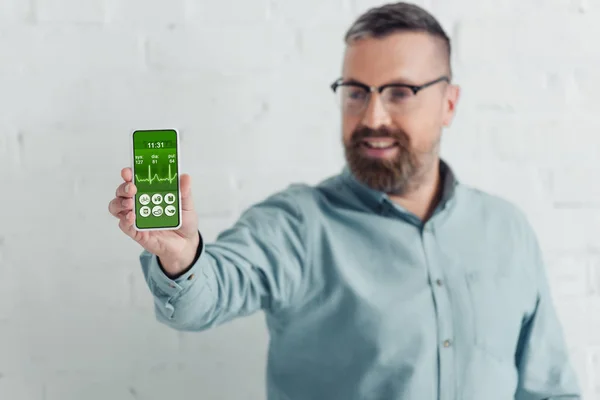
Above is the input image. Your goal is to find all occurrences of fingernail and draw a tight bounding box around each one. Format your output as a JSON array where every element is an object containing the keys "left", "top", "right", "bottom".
[
  {"left": 125, "top": 184, "right": 130, "bottom": 193},
  {"left": 122, "top": 199, "right": 127, "bottom": 207}
]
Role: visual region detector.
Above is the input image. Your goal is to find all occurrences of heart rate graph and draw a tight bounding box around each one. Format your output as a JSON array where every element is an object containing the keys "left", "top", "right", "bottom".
[
  {"left": 134, "top": 151, "right": 179, "bottom": 192},
  {"left": 136, "top": 164, "right": 178, "bottom": 185}
]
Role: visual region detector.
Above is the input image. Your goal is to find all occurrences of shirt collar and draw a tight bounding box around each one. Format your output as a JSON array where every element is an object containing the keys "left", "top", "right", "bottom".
[{"left": 340, "top": 158, "right": 458, "bottom": 214}]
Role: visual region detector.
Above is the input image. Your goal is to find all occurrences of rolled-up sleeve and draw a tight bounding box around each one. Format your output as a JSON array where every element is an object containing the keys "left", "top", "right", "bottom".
[
  {"left": 139, "top": 187, "right": 308, "bottom": 332},
  {"left": 514, "top": 227, "right": 582, "bottom": 400}
]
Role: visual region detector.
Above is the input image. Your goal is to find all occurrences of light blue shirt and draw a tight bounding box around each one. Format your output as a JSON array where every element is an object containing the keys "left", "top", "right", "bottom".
[{"left": 139, "top": 160, "right": 581, "bottom": 400}]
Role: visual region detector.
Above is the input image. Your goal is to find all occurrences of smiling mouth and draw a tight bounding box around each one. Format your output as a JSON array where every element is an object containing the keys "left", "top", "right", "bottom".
[
  {"left": 360, "top": 138, "right": 399, "bottom": 149},
  {"left": 361, "top": 142, "right": 398, "bottom": 150}
]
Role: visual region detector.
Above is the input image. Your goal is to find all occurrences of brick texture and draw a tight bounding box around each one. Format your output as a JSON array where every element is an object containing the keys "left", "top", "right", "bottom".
[{"left": 0, "top": 0, "right": 598, "bottom": 399}]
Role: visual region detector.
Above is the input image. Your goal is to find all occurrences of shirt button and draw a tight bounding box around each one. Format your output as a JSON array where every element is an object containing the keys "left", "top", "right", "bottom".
[
  {"left": 443, "top": 340, "right": 452, "bottom": 348},
  {"left": 436, "top": 279, "right": 443, "bottom": 287},
  {"left": 188, "top": 273, "right": 195, "bottom": 281},
  {"left": 168, "top": 283, "right": 176, "bottom": 288}
]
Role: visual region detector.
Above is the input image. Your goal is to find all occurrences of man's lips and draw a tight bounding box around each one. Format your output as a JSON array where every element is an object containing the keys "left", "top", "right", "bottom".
[
  {"left": 358, "top": 139, "right": 399, "bottom": 158},
  {"left": 359, "top": 137, "right": 399, "bottom": 149}
]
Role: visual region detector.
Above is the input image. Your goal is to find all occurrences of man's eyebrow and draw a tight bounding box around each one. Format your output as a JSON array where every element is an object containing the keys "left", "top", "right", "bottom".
[
  {"left": 341, "top": 77, "right": 416, "bottom": 87},
  {"left": 382, "top": 78, "right": 417, "bottom": 86},
  {"left": 341, "top": 77, "right": 366, "bottom": 85}
]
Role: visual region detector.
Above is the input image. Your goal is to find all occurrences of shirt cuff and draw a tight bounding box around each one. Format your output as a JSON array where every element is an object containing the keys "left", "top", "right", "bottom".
[{"left": 147, "top": 232, "right": 205, "bottom": 299}]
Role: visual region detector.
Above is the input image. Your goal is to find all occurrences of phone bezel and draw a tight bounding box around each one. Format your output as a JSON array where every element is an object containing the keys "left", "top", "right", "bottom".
[{"left": 130, "top": 128, "right": 183, "bottom": 231}]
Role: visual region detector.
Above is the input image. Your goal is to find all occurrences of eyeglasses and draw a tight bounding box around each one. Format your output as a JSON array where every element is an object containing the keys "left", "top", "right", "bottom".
[{"left": 330, "top": 76, "right": 450, "bottom": 115}]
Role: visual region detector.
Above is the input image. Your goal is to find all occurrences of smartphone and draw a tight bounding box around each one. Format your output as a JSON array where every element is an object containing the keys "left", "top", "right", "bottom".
[{"left": 130, "top": 129, "right": 182, "bottom": 231}]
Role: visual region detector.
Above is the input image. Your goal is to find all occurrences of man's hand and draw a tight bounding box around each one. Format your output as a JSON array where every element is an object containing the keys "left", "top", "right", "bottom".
[{"left": 108, "top": 167, "right": 200, "bottom": 276}]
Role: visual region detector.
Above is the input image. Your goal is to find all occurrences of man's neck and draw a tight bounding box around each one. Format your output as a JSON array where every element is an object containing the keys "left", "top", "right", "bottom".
[{"left": 387, "top": 159, "right": 442, "bottom": 222}]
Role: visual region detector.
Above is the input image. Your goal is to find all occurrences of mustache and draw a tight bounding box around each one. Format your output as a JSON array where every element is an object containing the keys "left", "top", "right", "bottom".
[{"left": 350, "top": 126, "right": 410, "bottom": 147}]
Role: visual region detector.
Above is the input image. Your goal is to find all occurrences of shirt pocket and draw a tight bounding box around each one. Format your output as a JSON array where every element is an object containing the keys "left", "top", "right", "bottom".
[{"left": 464, "top": 270, "right": 521, "bottom": 364}]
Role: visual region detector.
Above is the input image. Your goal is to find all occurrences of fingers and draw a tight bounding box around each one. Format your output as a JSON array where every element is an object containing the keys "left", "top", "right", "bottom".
[
  {"left": 108, "top": 168, "right": 137, "bottom": 218},
  {"left": 179, "top": 174, "right": 195, "bottom": 211},
  {"left": 118, "top": 209, "right": 138, "bottom": 239},
  {"left": 115, "top": 181, "right": 137, "bottom": 198},
  {"left": 112, "top": 167, "right": 139, "bottom": 239},
  {"left": 108, "top": 196, "right": 134, "bottom": 217},
  {"left": 121, "top": 167, "right": 133, "bottom": 182}
]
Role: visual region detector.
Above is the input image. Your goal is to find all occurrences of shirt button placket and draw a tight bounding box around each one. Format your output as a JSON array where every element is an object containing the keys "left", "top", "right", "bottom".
[{"left": 421, "top": 223, "right": 455, "bottom": 400}]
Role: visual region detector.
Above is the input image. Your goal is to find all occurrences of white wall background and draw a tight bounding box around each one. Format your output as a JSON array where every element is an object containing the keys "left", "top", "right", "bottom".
[{"left": 0, "top": 0, "right": 598, "bottom": 398}]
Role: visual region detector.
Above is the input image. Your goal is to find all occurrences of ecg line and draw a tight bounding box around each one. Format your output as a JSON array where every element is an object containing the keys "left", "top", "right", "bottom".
[{"left": 135, "top": 164, "right": 177, "bottom": 184}]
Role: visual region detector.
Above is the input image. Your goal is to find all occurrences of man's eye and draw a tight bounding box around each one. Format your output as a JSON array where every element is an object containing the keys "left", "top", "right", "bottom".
[
  {"left": 347, "top": 88, "right": 367, "bottom": 100},
  {"left": 389, "top": 87, "right": 412, "bottom": 99}
]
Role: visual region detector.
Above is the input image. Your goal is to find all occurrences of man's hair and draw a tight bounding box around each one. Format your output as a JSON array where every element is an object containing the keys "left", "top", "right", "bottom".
[{"left": 344, "top": 2, "right": 452, "bottom": 79}]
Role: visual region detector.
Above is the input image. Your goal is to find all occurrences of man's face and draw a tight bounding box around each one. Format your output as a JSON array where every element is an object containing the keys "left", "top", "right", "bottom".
[{"left": 340, "top": 32, "right": 459, "bottom": 195}]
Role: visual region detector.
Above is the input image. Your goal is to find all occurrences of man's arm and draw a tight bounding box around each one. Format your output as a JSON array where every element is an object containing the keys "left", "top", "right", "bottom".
[
  {"left": 138, "top": 188, "right": 307, "bottom": 332},
  {"left": 514, "top": 224, "right": 582, "bottom": 400}
]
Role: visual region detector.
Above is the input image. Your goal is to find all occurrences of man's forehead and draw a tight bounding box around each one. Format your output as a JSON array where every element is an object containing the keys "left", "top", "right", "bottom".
[{"left": 341, "top": 32, "right": 442, "bottom": 83}]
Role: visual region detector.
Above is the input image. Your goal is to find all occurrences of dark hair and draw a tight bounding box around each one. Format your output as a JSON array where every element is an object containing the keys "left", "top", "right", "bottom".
[{"left": 344, "top": 2, "right": 452, "bottom": 79}]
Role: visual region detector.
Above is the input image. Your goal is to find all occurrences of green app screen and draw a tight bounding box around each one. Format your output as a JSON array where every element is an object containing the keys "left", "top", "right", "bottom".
[{"left": 132, "top": 129, "right": 180, "bottom": 229}]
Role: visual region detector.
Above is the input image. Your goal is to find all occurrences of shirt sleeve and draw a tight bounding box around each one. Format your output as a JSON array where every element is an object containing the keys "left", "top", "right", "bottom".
[
  {"left": 514, "top": 224, "right": 582, "bottom": 400},
  {"left": 138, "top": 187, "right": 307, "bottom": 332}
]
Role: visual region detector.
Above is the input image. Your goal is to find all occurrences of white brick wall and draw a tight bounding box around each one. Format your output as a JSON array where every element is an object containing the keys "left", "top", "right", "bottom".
[{"left": 0, "top": 0, "right": 598, "bottom": 398}]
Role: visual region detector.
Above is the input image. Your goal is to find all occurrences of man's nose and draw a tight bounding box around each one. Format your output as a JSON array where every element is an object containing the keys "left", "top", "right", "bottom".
[{"left": 361, "top": 93, "right": 392, "bottom": 129}]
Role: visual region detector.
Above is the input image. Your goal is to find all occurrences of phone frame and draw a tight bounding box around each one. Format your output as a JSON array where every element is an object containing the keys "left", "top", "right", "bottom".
[{"left": 130, "top": 128, "right": 183, "bottom": 232}]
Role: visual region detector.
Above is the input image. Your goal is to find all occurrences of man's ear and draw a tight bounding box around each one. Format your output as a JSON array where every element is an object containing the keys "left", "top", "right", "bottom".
[{"left": 442, "top": 84, "right": 460, "bottom": 127}]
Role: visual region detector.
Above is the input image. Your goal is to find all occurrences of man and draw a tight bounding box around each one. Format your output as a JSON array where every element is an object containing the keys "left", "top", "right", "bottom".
[{"left": 108, "top": 2, "right": 581, "bottom": 399}]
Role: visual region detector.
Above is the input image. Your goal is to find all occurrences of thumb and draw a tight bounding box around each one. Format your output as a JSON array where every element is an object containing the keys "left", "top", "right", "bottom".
[{"left": 179, "top": 173, "right": 195, "bottom": 211}]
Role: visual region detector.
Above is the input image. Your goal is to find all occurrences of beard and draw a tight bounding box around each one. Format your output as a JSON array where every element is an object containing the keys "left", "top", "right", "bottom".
[{"left": 344, "top": 125, "right": 434, "bottom": 195}]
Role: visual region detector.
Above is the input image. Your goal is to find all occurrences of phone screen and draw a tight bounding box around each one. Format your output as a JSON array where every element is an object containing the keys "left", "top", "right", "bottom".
[{"left": 131, "top": 129, "right": 181, "bottom": 230}]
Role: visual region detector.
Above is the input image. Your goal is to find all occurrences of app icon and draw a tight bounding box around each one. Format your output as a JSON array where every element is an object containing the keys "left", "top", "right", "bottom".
[
  {"left": 165, "top": 205, "right": 176, "bottom": 216},
  {"left": 164, "top": 193, "right": 176, "bottom": 205},
  {"left": 152, "top": 206, "right": 163, "bottom": 217},
  {"left": 139, "top": 194, "right": 150, "bottom": 205},
  {"left": 140, "top": 206, "right": 151, "bottom": 217},
  {"left": 152, "top": 194, "right": 163, "bottom": 205}
]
